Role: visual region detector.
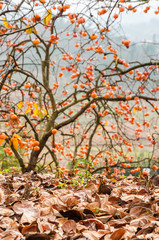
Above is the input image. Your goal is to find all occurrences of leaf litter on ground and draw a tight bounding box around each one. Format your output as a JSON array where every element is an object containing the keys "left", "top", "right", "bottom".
[{"left": 0, "top": 172, "right": 159, "bottom": 239}]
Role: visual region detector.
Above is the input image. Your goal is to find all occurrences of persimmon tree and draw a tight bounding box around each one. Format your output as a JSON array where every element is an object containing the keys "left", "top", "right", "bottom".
[{"left": 0, "top": 0, "right": 158, "bottom": 174}]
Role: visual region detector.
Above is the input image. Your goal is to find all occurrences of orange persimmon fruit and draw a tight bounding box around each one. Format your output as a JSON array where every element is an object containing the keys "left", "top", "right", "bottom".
[
  {"left": 51, "top": 129, "right": 57, "bottom": 135},
  {"left": 34, "top": 146, "right": 40, "bottom": 151},
  {"left": 32, "top": 38, "right": 40, "bottom": 45}
]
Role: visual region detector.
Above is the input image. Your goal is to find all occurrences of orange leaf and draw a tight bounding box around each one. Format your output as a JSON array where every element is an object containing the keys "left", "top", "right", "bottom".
[{"left": 110, "top": 228, "right": 126, "bottom": 240}]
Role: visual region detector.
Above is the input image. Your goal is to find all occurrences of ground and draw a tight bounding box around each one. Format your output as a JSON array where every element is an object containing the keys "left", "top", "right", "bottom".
[{"left": 0, "top": 172, "right": 159, "bottom": 239}]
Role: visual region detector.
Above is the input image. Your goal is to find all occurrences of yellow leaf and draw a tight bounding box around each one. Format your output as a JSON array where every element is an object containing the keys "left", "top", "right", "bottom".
[
  {"left": 133, "top": 107, "right": 137, "bottom": 114},
  {"left": 43, "top": 9, "right": 52, "bottom": 25},
  {"left": 43, "top": 108, "right": 49, "bottom": 117},
  {"left": 2, "top": 17, "right": 8, "bottom": 28},
  {"left": 34, "top": 108, "right": 39, "bottom": 116},
  {"left": 38, "top": 110, "right": 43, "bottom": 118},
  {"left": 12, "top": 138, "right": 18, "bottom": 151},
  {"left": 26, "top": 25, "right": 32, "bottom": 35},
  {"left": 25, "top": 106, "right": 31, "bottom": 114},
  {"left": 18, "top": 101, "right": 23, "bottom": 109},
  {"left": 13, "top": 134, "right": 21, "bottom": 139},
  {"left": 33, "top": 27, "right": 37, "bottom": 35},
  {"left": 105, "top": 120, "right": 108, "bottom": 126},
  {"left": 43, "top": 108, "right": 48, "bottom": 115},
  {"left": 33, "top": 103, "right": 38, "bottom": 109}
]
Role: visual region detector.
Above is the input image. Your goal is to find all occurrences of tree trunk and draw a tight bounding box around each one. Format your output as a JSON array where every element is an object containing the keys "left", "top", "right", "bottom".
[{"left": 26, "top": 151, "right": 39, "bottom": 172}]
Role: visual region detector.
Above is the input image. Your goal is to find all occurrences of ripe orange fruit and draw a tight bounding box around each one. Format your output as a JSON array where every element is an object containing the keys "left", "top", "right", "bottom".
[
  {"left": 128, "top": 5, "right": 133, "bottom": 9},
  {"left": 119, "top": 7, "right": 125, "bottom": 12},
  {"left": 34, "top": 14, "right": 41, "bottom": 21},
  {"left": 40, "top": 0, "right": 46, "bottom": 4},
  {"left": 0, "top": 2, "right": 3, "bottom": 9},
  {"left": 90, "top": 103, "right": 96, "bottom": 108},
  {"left": 90, "top": 34, "right": 97, "bottom": 40},
  {"left": 91, "top": 92, "right": 97, "bottom": 98},
  {"left": 58, "top": 72, "right": 63, "bottom": 77},
  {"left": 126, "top": 95, "right": 131, "bottom": 100},
  {"left": 152, "top": 165, "right": 158, "bottom": 171},
  {"left": 32, "top": 38, "right": 40, "bottom": 45},
  {"left": 104, "top": 93, "right": 110, "bottom": 98},
  {"left": 113, "top": 14, "right": 118, "bottom": 19},
  {"left": 10, "top": 114, "right": 18, "bottom": 120},
  {"left": 133, "top": 8, "right": 137, "bottom": 13},
  {"left": 24, "top": 83, "right": 31, "bottom": 88},
  {"left": 143, "top": 171, "right": 148, "bottom": 176},
  {"left": 34, "top": 146, "right": 40, "bottom": 151},
  {"left": 33, "top": 141, "right": 39, "bottom": 146},
  {"left": 51, "top": 129, "right": 57, "bottom": 135},
  {"left": 0, "top": 133, "right": 7, "bottom": 139},
  {"left": 73, "top": 84, "right": 78, "bottom": 89}
]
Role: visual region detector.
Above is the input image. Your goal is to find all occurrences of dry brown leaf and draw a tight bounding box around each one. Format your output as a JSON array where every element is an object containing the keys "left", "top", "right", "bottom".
[
  {"left": 12, "top": 200, "right": 34, "bottom": 214},
  {"left": 82, "top": 229, "right": 108, "bottom": 240},
  {"left": 151, "top": 175, "right": 159, "bottom": 186},
  {"left": 65, "top": 196, "right": 79, "bottom": 208},
  {"left": 37, "top": 219, "right": 55, "bottom": 234},
  {"left": 109, "top": 196, "right": 122, "bottom": 205},
  {"left": 74, "top": 191, "right": 87, "bottom": 202},
  {"left": 136, "top": 223, "right": 156, "bottom": 236},
  {"left": 110, "top": 228, "right": 126, "bottom": 240},
  {"left": 86, "top": 202, "right": 100, "bottom": 213},
  {"left": 25, "top": 233, "right": 50, "bottom": 240},
  {"left": 79, "top": 218, "right": 105, "bottom": 231},
  {"left": 0, "top": 230, "right": 23, "bottom": 240},
  {"left": 60, "top": 209, "right": 84, "bottom": 222},
  {"left": 137, "top": 188, "right": 148, "bottom": 195},
  {"left": 41, "top": 196, "right": 65, "bottom": 210},
  {"left": 0, "top": 207, "right": 14, "bottom": 217},
  {"left": 40, "top": 206, "right": 52, "bottom": 216},
  {"left": 98, "top": 184, "right": 112, "bottom": 195},
  {"left": 0, "top": 188, "right": 5, "bottom": 205},
  {"left": 130, "top": 217, "right": 151, "bottom": 227},
  {"left": 121, "top": 194, "right": 145, "bottom": 202},
  {"left": 21, "top": 223, "right": 38, "bottom": 235},
  {"left": 85, "top": 182, "right": 98, "bottom": 194},
  {"left": 76, "top": 222, "right": 88, "bottom": 232},
  {"left": 62, "top": 219, "right": 76, "bottom": 233},
  {"left": 109, "top": 219, "right": 128, "bottom": 228},
  {"left": 130, "top": 206, "right": 153, "bottom": 218},
  {"left": 100, "top": 204, "right": 117, "bottom": 216},
  {"left": 13, "top": 201, "right": 40, "bottom": 224},
  {"left": 96, "top": 215, "right": 112, "bottom": 224}
]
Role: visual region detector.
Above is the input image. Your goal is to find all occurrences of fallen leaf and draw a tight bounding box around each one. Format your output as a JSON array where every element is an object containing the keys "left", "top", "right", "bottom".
[
  {"left": 12, "top": 201, "right": 40, "bottom": 224},
  {"left": 59, "top": 209, "right": 84, "bottom": 222},
  {"left": 0, "top": 207, "right": 14, "bottom": 216},
  {"left": 151, "top": 175, "right": 159, "bottom": 186},
  {"left": 79, "top": 218, "right": 105, "bottom": 231},
  {"left": 82, "top": 229, "right": 108, "bottom": 240},
  {"left": 21, "top": 223, "right": 38, "bottom": 235},
  {"left": 130, "top": 206, "right": 153, "bottom": 218},
  {"left": 62, "top": 219, "right": 76, "bottom": 233},
  {"left": 25, "top": 233, "right": 50, "bottom": 240},
  {"left": 110, "top": 228, "right": 126, "bottom": 240}
]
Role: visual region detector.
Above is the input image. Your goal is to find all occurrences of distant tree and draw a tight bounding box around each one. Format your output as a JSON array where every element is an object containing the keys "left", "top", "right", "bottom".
[{"left": 0, "top": 0, "right": 158, "bottom": 174}]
